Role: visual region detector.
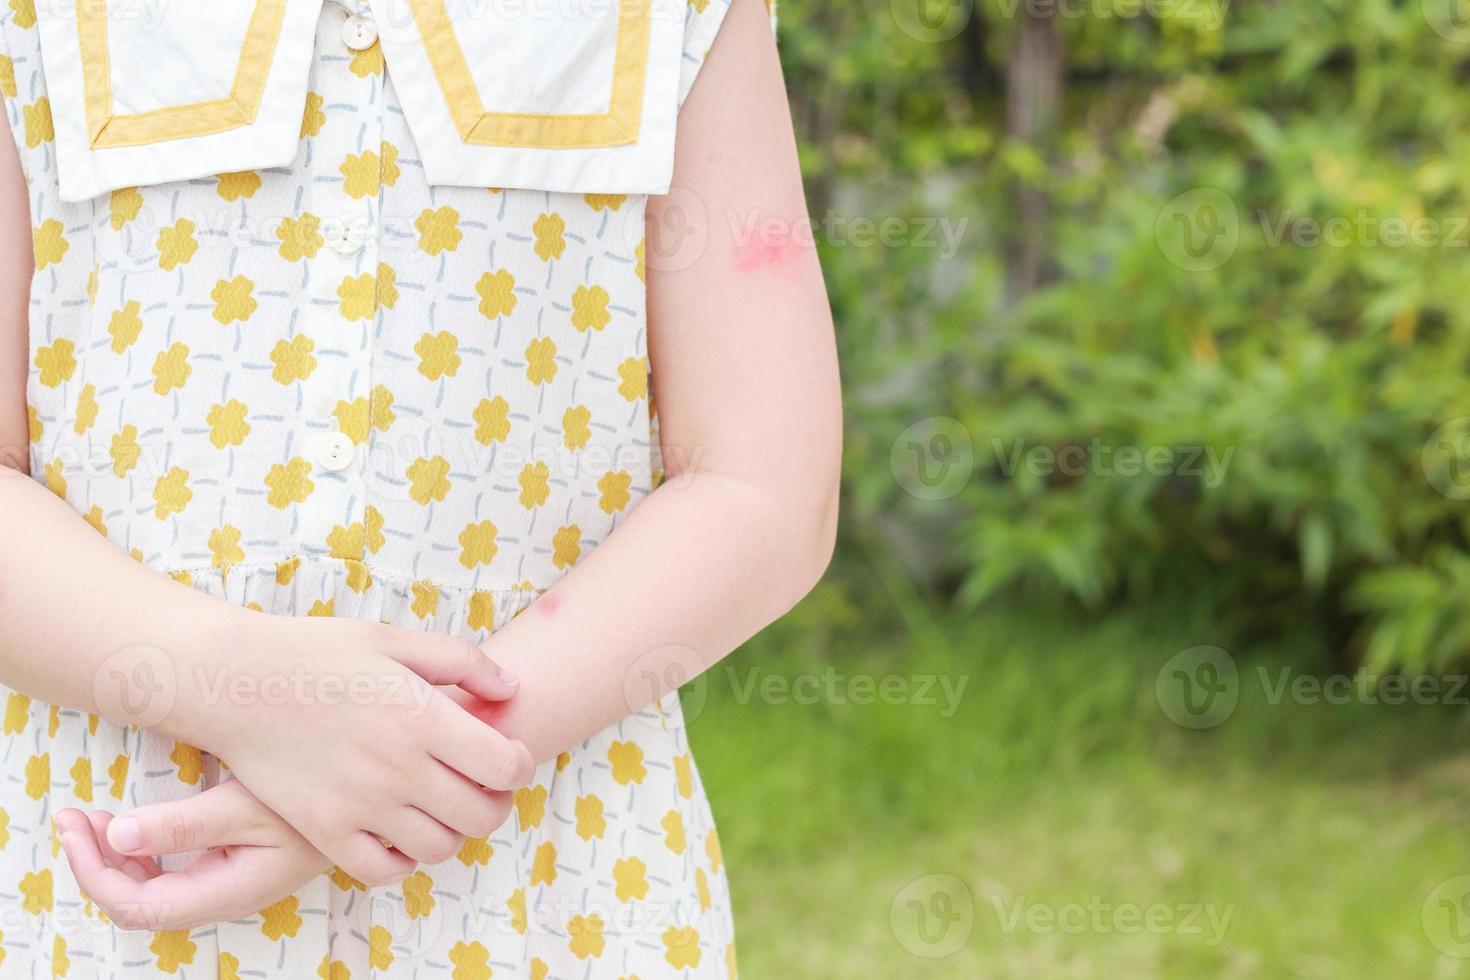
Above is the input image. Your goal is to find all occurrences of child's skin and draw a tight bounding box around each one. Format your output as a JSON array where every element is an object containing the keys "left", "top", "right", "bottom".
[{"left": 0, "top": 0, "right": 840, "bottom": 932}]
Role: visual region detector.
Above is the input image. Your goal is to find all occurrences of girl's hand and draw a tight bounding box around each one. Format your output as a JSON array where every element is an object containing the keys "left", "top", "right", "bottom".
[
  {"left": 171, "top": 612, "right": 530, "bottom": 888},
  {"left": 55, "top": 781, "right": 328, "bottom": 932}
]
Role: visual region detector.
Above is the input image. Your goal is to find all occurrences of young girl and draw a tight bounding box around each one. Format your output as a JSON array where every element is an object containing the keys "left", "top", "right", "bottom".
[{"left": 0, "top": 0, "right": 839, "bottom": 975}]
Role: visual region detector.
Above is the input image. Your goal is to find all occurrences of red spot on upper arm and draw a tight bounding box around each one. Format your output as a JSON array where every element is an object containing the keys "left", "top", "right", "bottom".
[
  {"left": 733, "top": 237, "right": 805, "bottom": 275},
  {"left": 731, "top": 214, "right": 812, "bottom": 275},
  {"left": 537, "top": 593, "right": 561, "bottom": 617}
]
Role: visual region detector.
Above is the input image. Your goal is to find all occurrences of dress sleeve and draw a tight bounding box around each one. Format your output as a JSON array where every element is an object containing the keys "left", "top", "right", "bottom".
[{"left": 677, "top": 0, "right": 777, "bottom": 109}]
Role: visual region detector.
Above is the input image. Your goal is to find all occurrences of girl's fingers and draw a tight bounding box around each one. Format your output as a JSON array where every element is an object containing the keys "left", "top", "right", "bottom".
[
  {"left": 417, "top": 760, "right": 514, "bottom": 840},
  {"left": 86, "top": 811, "right": 159, "bottom": 881},
  {"left": 381, "top": 628, "right": 520, "bottom": 702},
  {"left": 329, "top": 831, "right": 417, "bottom": 889},
  {"left": 367, "top": 806, "right": 464, "bottom": 866},
  {"left": 58, "top": 820, "right": 180, "bottom": 932},
  {"left": 138, "top": 845, "right": 322, "bottom": 930},
  {"left": 438, "top": 686, "right": 499, "bottom": 725},
  {"left": 60, "top": 804, "right": 330, "bottom": 933},
  {"left": 54, "top": 807, "right": 92, "bottom": 839},
  {"left": 106, "top": 780, "right": 274, "bottom": 857},
  {"left": 426, "top": 694, "right": 537, "bottom": 791}
]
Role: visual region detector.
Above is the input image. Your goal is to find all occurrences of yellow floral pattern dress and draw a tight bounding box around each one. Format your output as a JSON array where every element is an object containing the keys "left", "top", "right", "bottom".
[{"left": 0, "top": 0, "right": 748, "bottom": 975}]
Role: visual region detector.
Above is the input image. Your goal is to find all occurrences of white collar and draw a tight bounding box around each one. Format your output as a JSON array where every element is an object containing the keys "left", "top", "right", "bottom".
[{"left": 35, "top": 0, "right": 688, "bottom": 202}]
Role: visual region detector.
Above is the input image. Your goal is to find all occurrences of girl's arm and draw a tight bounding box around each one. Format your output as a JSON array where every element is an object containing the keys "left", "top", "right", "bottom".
[
  {"left": 0, "top": 111, "right": 530, "bottom": 888},
  {"left": 60, "top": 0, "right": 838, "bottom": 929},
  {"left": 475, "top": 0, "right": 842, "bottom": 760}
]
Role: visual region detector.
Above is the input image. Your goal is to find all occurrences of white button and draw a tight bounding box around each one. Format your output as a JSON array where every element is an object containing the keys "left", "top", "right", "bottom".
[
  {"left": 317, "top": 432, "right": 356, "bottom": 472},
  {"left": 322, "top": 217, "right": 368, "bottom": 255},
  {"left": 342, "top": 14, "right": 378, "bottom": 51}
]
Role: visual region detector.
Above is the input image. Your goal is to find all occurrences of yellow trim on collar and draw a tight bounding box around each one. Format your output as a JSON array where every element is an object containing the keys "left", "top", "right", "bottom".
[
  {"left": 406, "top": 0, "right": 651, "bottom": 149},
  {"left": 79, "top": 1, "right": 289, "bottom": 149}
]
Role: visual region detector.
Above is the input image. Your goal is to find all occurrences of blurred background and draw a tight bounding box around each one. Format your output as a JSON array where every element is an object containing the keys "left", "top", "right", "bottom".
[{"left": 686, "top": 0, "right": 1470, "bottom": 976}]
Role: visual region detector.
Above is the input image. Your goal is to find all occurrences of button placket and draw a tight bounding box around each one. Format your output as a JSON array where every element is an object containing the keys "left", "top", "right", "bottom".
[
  {"left": 353, "top": 28, "right": 386, "bottom": 521},
  {"left": 294, "top": 2, "right": 385, "bottom": 544},
  {"left": 322, "top": 215, "right": 370, "bottom": 255},
  {"left": 342, "top": 13, "right": 378, "bottom": 51},
  {"left": 317, "top": 431, "right": 356, "bottom": 471}
]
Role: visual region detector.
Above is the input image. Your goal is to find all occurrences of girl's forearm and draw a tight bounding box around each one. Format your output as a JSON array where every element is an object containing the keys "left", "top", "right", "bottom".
[
  {"left": 473, "top": 4, "right": 843, "bottom": 761},
  {"left": 0, "top": 464, "right": 241, "bottom": 739},
  {"left": 475, "top": 468, "right": 837, "bottom": 763}
]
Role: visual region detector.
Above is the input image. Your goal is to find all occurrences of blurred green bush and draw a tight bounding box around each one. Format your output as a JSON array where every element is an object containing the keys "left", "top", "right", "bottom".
[{"left": 781, "top": 0, "right": 1470, "bottom": 671}]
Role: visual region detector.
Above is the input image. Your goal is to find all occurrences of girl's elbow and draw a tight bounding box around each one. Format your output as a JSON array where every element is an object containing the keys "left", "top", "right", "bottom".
[{"left": 788, "top": 467, "right": 840, "bottom": 601}]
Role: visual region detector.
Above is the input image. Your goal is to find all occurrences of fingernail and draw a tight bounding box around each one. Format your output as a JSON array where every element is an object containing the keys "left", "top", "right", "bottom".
[
  {"left": 498, "top": 670, "right": 519, "bottom": 686},
  {"left": 58, "top": 831, "right": 74, "bottom": 854},
  {"left": 109, "top": 816, "right": 142, "bottom": 852}
]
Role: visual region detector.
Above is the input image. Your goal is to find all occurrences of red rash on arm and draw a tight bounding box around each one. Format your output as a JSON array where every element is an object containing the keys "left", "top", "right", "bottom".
[
  {"left": 536, "top": 593, "right": 561, "bottom": 617},
  {"left": 731, "top": 216, "right": 811, "bottom": 275}
]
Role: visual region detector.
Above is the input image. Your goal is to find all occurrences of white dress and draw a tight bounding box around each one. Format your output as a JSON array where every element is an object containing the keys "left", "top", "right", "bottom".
[{"left": 0, "top": 0, "right": 764, "bottom": 975}]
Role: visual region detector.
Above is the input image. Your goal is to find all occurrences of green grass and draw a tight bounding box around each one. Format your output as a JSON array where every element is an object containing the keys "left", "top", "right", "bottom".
[{"left": 687, "top": 587, "right": 1470, "bottom": 978}]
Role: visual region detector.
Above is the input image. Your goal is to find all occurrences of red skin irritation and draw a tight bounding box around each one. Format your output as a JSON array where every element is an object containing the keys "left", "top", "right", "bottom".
[
  {"left": 733, "top": 238, "right": 805, "bottom": 275},
  {"left": 537, "top": 593, "right": 561, "bottom": 617}
]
